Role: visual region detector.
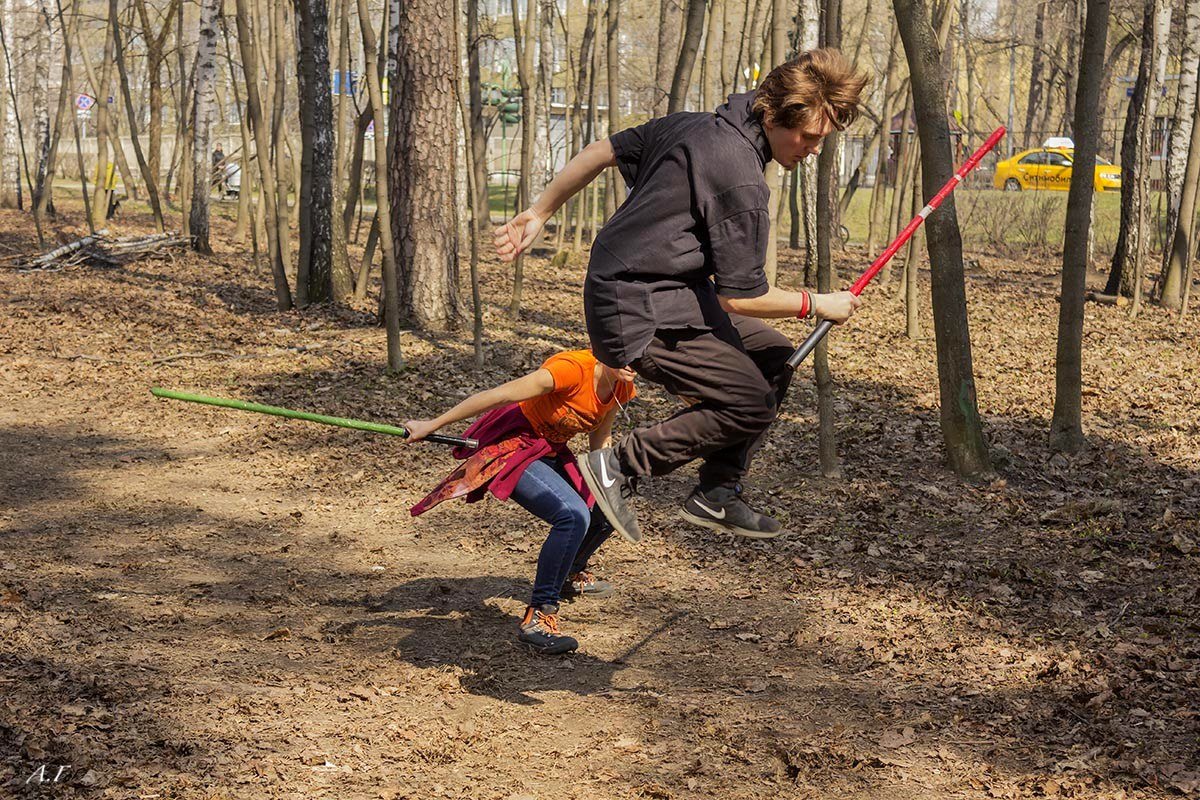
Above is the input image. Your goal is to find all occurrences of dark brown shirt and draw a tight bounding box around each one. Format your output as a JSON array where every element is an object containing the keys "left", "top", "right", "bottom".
[{"left": 584, "top": 91, "right": 772, "bottom": 367}]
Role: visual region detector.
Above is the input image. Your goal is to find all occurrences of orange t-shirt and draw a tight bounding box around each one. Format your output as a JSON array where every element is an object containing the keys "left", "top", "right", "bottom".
[{"left": 519, "top": 350, "right": 636, "bottom": 443}]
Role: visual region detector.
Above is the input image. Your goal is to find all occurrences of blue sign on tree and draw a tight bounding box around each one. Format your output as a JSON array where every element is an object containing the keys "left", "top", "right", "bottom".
[{"left": 332, "top": 70, "right": 358, "bottom": 96}]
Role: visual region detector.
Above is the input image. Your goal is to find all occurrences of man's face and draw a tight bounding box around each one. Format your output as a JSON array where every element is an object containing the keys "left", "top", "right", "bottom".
[{"left": 764, "top": 115, "right": 836, "bottom": 170}]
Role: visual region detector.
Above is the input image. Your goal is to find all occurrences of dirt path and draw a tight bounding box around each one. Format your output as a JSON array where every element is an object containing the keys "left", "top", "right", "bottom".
[{"left": 1, "top": 209, "right": 1197, "bottom": 799}]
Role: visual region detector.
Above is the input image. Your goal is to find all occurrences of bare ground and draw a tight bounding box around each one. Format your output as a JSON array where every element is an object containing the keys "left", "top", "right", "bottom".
[{"left": 1, "top": 203, "right": 1198, "bottom": 799}]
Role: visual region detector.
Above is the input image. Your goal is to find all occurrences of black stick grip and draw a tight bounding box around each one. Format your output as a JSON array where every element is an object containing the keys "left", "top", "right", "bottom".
[
  {"left": 425, "top": 432, "right": 480, "bottom": 448},
  {"left": 785, "top": 319, "right": 835, "bottom": 371}
]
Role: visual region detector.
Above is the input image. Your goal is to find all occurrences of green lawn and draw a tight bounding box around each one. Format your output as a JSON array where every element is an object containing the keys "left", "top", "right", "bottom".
[{"left": 839, "top": 186, "right": 1148, "bottom": 251}]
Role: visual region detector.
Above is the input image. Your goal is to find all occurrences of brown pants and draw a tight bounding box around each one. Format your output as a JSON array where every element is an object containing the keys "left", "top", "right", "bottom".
[{"left": 617, "top": 314, "right": 794, "bottom": 490}]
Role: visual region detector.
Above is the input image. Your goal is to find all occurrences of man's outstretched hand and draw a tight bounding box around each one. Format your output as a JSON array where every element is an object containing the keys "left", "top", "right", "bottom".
[{"left": 493, "top": 208, "right": 547, "bottom": 262}]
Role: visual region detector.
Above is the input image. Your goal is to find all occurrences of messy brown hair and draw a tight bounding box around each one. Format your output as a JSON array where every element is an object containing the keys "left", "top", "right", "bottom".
[{"left": 752, "top": 48, "right": 869, "bottom": 132}]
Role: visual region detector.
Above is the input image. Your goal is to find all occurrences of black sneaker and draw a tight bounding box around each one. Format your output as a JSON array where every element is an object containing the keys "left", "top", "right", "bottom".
[
  {"left": 517, "top": 604, "right": 578, "bottom": 654},
  {"left": 577, "top": 448, "right": 641, "bottom": 543},
  {"left": 679, "top": 484, "right": 783, "bottom": 539},
  {"left": 560, "top": 571, "right": 615, "bottom": 599}
]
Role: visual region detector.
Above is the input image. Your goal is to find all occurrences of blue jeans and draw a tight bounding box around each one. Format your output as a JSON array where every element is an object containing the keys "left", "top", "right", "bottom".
[{"left": 509, "top": 456, "right": 614, "bottom": 607}]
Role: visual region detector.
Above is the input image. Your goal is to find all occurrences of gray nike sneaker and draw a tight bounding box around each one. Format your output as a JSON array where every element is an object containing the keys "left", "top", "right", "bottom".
[
  {"left": 577, "top": 448, "right": 642, "bottom": 544},
  {"left": 679, "top": 484, "right": 782, "bottom": 539}
]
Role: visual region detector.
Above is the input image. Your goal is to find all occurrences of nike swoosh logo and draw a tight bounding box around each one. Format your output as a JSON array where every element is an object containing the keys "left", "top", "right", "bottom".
[
  {"left": 693, "top": 499, "right": 726, "bottom": 519},
  {"left": 598, "top": 457, "right": 616, "bottom": 488}
]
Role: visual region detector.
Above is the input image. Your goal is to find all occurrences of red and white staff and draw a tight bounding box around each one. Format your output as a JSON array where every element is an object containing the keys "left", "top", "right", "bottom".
[{"left": 785, "top": 125, "right": 1007, "bottom": 370}]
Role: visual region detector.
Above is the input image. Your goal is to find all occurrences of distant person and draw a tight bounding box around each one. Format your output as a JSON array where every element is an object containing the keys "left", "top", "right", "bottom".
[{"left": 212, "top": 146, "right": 226, "bottom": 193}]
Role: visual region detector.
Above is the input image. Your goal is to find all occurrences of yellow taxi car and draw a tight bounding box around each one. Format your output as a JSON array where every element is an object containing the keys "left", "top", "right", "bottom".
[{"left": 993, "top": 147, "right": 1122, "bottom": 192}]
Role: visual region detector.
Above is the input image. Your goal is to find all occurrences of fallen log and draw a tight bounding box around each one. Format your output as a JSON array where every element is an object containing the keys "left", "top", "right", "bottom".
[{"left": 11, "top": 231, "right": 190, "bottom": 271}]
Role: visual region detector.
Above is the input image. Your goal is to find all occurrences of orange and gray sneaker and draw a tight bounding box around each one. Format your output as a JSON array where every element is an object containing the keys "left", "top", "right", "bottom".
[
  {"left": 561, "top": 571, "right": 615, "bottom": 599},
  {"left": 518, "top": 604, "right": 578, "bottom": 654}
]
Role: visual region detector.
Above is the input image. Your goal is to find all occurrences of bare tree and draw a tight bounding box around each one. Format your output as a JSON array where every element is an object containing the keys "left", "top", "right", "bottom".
[
  {"left": 113, "top": 0, "right": 165, "bottom": 231},
  {"left": 509, "top": 0, "right": 537, "bottom": 318},
  {"left": 814, "top": 0, "right": 843, "bottom": 478},
  {"left": 296, "top": 0, "right": 337, "bottom": 303},
  {"left": 866, "top": 31, "right": 899, "bottom": 255},
  {"left": 1023, "top": 0, "right": 1048, "bottom": 148},
  {"left": 571, "top": 0, "right": 599, "bottom": 251},
  {"left": 0, "top": 0, "right": 10, "bottom": 209},
  {"left": 796, "top": 0, "right": 819, "bottom": 282},
  {"left": 30, "top": 0, "right": 51, "bottom": 238},
  {"left": 89, "top": 11, "right": 116, "bottom": 231},
  {"left": 698, "top": 0, "right": 722, "bottom": 110},
  {"left": 357, "top": 0, "right": 402, "bottom": 368},
  {"left": 37, "top": 0, "right": 79, "bottom": 229},
  {"left": 762, "top": 0, "right": 789, "bottom": 284},
  {"left": 1051, "top": 0, "right": 1110, "bottom": 452},
  {"left": 653, "top": 0, "right": 681, "bottom": 115},
  {"left": 233, "top": 0, "right": 293, "bottom": 309},
  {"left": 1159, "top": 0, "right": 1199, "bottom": 310},
  {"left": 1105, "top": 0, "right": 1172, "bottom": 299},
  {"left": 465, "top": 0, "right": 490, "bottom": 235},
  {"left": 1163, "top": 62, "right": 1200, "bottom": 315},
  {"left": 455, "top": 0, "right": 485, "bottom": 367},
  {"left": 134, "top": 0, "right": 177, "bottom": 191},
  {"left": 667, "top": 0, "right": 706, "bottom": 114},
  {"left": 606, "top": 0, "right": 625, "bottom": 210},
  {"left": 894, "top": 0, "right": 992, "bottom": 478}
]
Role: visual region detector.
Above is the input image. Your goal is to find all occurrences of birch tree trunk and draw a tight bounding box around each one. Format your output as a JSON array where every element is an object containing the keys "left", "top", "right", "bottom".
[
  {"left": 1159, "top": 0, "right": 1199, "bottom": 309},
  {"left": 1162, "top": 64, "right": 1200, "bottom": 314},
  {"left": 188, "top": 0, "right": 221, "bottom": 253},
  {"left": 31, "top": 0, "right": 51, "bottom": 229},
  {"left": 37, "top": 0, "right": 76, "bottom": 223},
  {"left": 798, "top": 0, "right": 819, "bottom": 283}
]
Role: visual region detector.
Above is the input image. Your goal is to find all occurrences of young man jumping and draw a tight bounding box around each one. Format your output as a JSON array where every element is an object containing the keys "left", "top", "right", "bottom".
[{"left": 494, "top": 48, "right": 869, "bottom": 542}]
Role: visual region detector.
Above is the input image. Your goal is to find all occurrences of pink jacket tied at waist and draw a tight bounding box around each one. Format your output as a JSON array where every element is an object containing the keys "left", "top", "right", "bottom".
[{"left": 410, "top": 403, "right": 593, "bottom": 517}]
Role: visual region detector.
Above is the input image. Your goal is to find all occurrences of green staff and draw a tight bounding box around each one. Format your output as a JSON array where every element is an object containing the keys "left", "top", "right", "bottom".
[{"left": 150, "top": 388, "right": 478, "bottom": 448}]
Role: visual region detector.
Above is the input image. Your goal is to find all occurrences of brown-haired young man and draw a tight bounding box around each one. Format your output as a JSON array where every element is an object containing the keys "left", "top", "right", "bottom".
[{"left": 494, "top": 48, "right": 869, "bottom": 542}]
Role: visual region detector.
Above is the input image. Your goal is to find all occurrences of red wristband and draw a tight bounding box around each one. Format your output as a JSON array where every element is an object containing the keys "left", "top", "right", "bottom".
[{"left": 797, "top": 291, "right": 811, "bottom": 320}]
